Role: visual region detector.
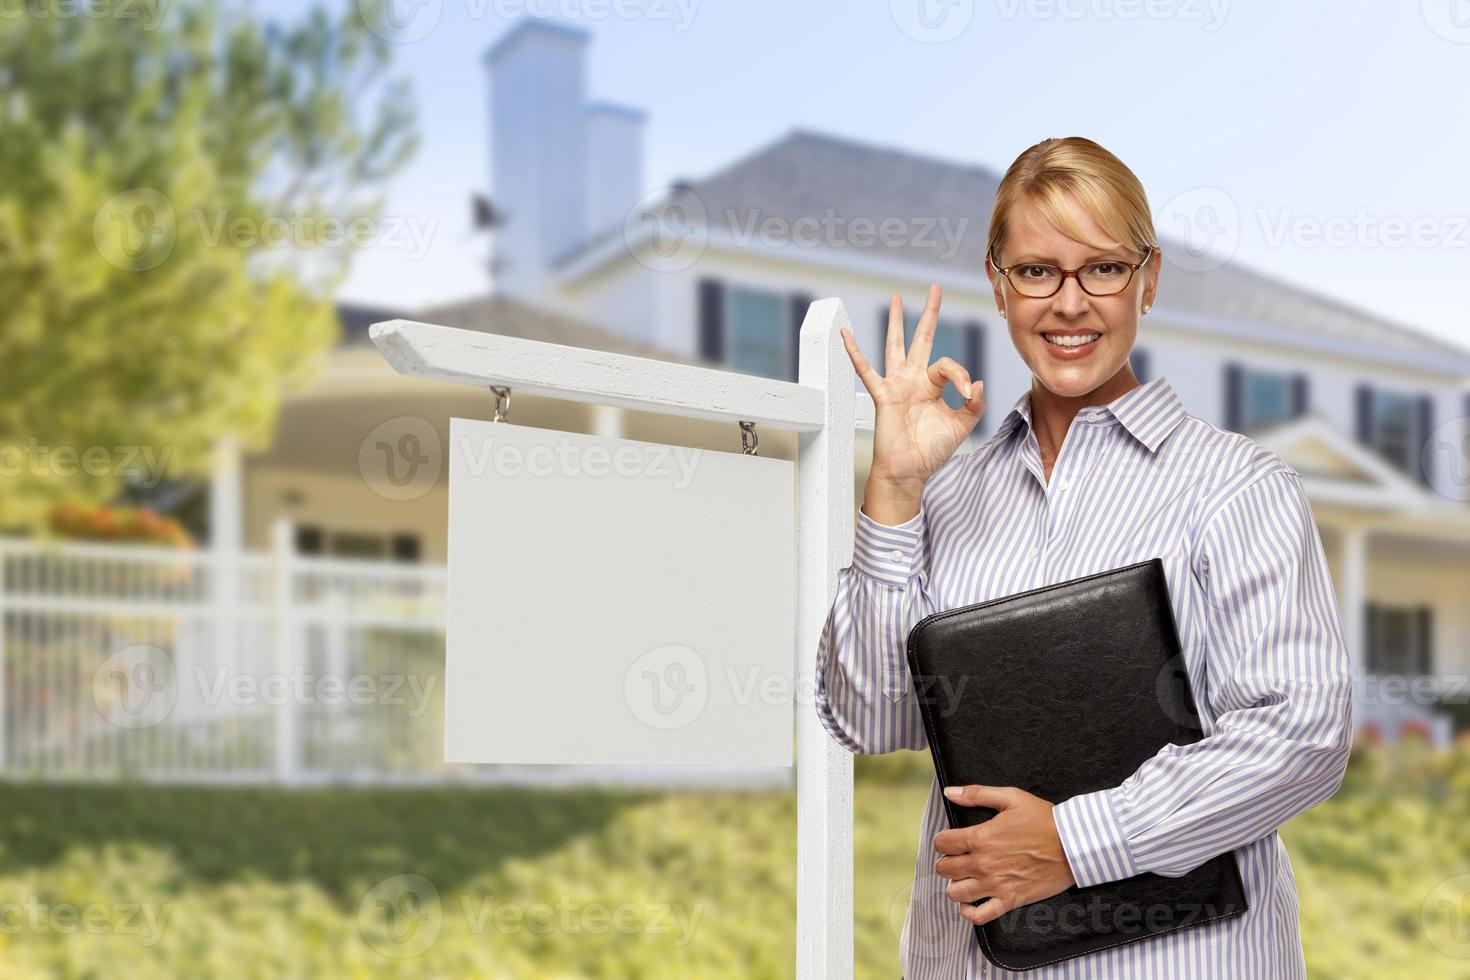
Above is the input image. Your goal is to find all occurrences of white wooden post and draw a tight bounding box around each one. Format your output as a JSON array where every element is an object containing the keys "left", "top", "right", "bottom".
[
  {"left": 369, "top": 301, "right": 875, "bottom": 979},
  {"left": 795, "top": 300, "right": 856, "bottom": 979},
  {"left": 272, "top": 517, "right": 298, "bottom": 783}
]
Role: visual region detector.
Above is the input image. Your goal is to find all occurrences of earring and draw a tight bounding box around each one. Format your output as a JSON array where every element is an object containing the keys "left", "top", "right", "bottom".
[
  {"left": 999, "top": 310, "right": 1007, "bottom": 319},
  {"left": 1142, "top": 305, "right": 1150, "bottom": 314}
]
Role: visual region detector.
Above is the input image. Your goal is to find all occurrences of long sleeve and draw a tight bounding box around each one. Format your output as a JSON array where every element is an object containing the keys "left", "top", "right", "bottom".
[
  {"left": 1052, "top": 467, "right": 1354, "bottom": 887},
  {"left": 813, "top": 504, "right": 939, "bottom": 754}
]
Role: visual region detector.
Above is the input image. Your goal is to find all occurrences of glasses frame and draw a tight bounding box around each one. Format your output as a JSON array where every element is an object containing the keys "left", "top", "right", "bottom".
[{"left": 990, "top": 245, "right": 1156, "bottom": 299}]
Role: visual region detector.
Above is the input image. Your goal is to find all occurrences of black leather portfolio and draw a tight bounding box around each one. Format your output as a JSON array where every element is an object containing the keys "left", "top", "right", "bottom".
[{"left": 904, "top": 557, "right": 1248, "bottom": 972}]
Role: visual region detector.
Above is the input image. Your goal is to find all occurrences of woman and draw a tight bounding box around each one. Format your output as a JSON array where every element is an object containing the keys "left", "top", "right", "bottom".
[{"left": 815, "top": 136, "right": 1353, "bottom": 979}]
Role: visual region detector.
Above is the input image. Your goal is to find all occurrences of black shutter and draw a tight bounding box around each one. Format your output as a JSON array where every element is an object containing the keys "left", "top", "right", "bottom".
[
  {"left": 1130, "top": 347, "right": 1151, "bottom": 383},
  {"left": 1290, "top": 373, "right": 1309, "bottom": 418},
  {"left": 1223, "top": 362, "right": 1243, "bottom": 431},
  {"left": 789, "top": 293, "right": 813, "bottom": 382},
  {"left": 1354, "top": 384, "right": 1374, "bottom": 445},
  {"left": 1364, "top": 601, "right": 1379, "bottom": 675},
  {"left": 1415, "top": 605, "right": 1433, "bottom": 676},
  {"left": 697, "top": 279, "right": 725, "bottom": 363},
  {"left": 880, "top": 306, "right": 893, "bottom": 373},
  {"left": 963, "top": 321, "right": 984, "bottom": 380},
  {"left": 1416, "top": 394, "right": 1435, "bottom": 487}
]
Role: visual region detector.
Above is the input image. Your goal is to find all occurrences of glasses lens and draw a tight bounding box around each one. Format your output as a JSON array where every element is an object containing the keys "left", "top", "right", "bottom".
[
  {"left": 1010, "top": 264, "right": 1061, "bottom": 297},
  {"left": 1080, "top": 261, "right": 1135, "bottom": 295}
]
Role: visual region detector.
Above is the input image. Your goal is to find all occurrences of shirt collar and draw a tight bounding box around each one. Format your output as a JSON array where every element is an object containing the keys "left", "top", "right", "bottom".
[{"left": 993, "top": 376, "right": 1187, "bottom": 454}]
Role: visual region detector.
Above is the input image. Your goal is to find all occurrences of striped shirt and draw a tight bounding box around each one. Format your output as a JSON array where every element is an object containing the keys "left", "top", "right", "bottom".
[{"left": 815, "top": 375, "right": 1354, "bottom": 979}]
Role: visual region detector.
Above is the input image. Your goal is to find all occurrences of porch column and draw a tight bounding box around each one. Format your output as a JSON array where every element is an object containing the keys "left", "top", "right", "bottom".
[
  {"left": 588, "top": 403, "right": 624, "bottom": 440},
  {"left": 1339, "top": 524, "right": 1367, "bottom": 691}
]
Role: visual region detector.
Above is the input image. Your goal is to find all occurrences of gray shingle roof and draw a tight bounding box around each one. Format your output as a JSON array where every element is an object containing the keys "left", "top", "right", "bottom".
[{"left": 656, "top": 128, "right": 1470, "bottom": 365}]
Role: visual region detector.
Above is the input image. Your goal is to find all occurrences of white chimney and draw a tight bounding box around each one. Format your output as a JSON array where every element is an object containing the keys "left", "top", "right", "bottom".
[
  {"left": 483, "top": 20, "right": 590, "bottom": 299},
  {"left": 585, "top": 102, "right": 645, "bottom": 239}
]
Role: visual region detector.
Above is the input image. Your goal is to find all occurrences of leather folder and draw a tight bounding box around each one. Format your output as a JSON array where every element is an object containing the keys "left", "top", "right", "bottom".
[{"left": 904, "top": 557, "right": 1248, "bottom": 972}]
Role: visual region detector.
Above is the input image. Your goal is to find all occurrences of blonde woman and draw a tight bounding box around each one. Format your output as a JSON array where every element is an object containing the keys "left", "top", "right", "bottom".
[{"left": 815, "top": 136, "right": 1352, "bottom": 979}]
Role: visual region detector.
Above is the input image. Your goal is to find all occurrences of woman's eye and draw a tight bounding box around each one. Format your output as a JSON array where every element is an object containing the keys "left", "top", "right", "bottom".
[
  {"left": 1090, "top": 262, "right": 1123, "bottom": 276},
  {"left": 1018, "top": 265, "right": 1053, "bottom": 279}
]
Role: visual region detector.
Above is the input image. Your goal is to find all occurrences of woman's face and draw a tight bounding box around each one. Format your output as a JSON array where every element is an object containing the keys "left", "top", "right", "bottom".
[{"left": 987, "top": 194, "right": 1159, "bottom": 399}]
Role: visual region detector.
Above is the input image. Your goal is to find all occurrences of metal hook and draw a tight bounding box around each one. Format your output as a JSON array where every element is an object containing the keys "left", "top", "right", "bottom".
[
  {"left": 489, "top": 385, "right": 511, "bottom": 422},
  {"left": 739, "top": 420, "right": 758, "bottom": 456}
]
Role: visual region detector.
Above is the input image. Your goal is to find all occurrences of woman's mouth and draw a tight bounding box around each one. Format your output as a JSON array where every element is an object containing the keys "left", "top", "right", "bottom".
[{"left": 1041, "top": 331, "right": 1102, "bottom": 358}]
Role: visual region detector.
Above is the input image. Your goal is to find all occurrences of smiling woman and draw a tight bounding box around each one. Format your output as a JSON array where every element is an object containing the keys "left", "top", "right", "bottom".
[{"left": 821, "top": 136, "right": 1353, "bottom": 980}]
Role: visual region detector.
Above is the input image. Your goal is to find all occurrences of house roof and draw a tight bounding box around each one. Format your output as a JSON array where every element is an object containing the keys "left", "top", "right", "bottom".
[
  {"left": 589, "top": 128, "right": 1470, "bottom": 368},
  {"left": 338, "top": 294, "right": 710, "bottom": 367}
]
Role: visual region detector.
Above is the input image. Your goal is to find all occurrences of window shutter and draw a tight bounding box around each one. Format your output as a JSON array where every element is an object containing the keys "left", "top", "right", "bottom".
[
  {"left": 1354, "top": 384, "right": 1374, "bottom": 445},
  {"left": 788, "top": 293, "right": 813, "bottom": 382},
  {"left": 1416, "top": 394, "right": 1435, "bottom": 487},
  {"left": 963, "top": 321, "right": 985, "bottom": 380},
  {"left": 1130, "top": 347, "right": 1151, "bottom": 384},
  {"left": 697, "top": 279, "right": 725, "bottom": 363},
  {"left": 1223, "top": 362, "right": 1243, "bottom": 430},
  {"left": 1364, "top": 601, "right": 1379, "bottom": 675},
  {"left": 880, "top": 306, "right": 892, "bottom": 373},
  {"left": 1415, "top": 605, "right": 1433, "bottom": 676},
  {"left": 1290, "top": 373, "right": 1309, "bottom": 418}
]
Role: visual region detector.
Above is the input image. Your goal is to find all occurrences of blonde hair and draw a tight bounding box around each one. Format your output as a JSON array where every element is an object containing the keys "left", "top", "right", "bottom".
[{"left": 986, "top": 137, "right": 1158, "bottom": 267}]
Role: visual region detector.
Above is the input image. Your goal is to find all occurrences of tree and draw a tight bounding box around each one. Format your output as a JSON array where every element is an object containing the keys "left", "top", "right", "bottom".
[{"left": 0, "top": 0, "right": 418, "bottom": 532}]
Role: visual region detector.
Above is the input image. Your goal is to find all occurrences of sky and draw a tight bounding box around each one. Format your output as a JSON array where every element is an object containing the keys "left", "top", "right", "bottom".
[{"left": 250, "top": 0, "right": 1470, "bottom": 353}]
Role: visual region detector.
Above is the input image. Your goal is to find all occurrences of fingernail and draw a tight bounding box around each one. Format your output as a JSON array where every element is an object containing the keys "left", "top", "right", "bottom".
[{"left": 944, "top": 786, "right": 961, "bottom": 798}]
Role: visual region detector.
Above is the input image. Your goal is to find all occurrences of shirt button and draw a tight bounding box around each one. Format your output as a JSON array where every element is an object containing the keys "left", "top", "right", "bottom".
[
  {"left": 889, "top": 549, "right": 904, "bottom": 561},
  {"left": 1060, "top": 478, "right": 1072, "bottom": 491},
  {"left": 1027, "top": 545, "right": 1039, "bottom": 559}
]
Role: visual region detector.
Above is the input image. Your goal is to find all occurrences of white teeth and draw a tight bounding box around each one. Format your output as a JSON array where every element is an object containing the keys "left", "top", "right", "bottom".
[{"left": 1044, "top": 332, "right": 1101, "bottom": 348}]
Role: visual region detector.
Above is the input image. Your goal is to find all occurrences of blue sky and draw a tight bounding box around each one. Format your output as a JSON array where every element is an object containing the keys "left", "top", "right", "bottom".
[{"left": 254, "top": 0, "right": 1470, "bottom": 353}]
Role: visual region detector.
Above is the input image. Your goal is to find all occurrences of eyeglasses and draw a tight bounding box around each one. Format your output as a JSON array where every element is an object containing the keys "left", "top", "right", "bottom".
[{"left": 991, "top": 245, "right": 1156, "bottom": 298}]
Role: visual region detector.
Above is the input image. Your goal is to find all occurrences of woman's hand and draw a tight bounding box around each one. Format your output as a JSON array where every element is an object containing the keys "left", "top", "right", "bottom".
[
  {"left": 933, "top": 785, "right": 1078, "bottom": 926},
  {"left": 840, "top": 284, "right": 986, "bottom": 524}
]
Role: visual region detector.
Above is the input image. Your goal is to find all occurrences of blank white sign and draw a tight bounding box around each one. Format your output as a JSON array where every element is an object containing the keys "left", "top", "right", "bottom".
[{"left": 444, "top": 417, "right": 796, "bottom": 767}]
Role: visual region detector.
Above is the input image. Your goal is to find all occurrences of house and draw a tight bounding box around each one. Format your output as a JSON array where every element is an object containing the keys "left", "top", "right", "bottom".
[{"left": 232, "top": 18, "right": 1470, "bottom": 746}]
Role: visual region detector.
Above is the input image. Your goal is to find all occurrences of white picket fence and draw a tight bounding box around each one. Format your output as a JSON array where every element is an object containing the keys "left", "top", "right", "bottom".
[{"left": 0, "top": 522, "right": 788, "bottom": 788}]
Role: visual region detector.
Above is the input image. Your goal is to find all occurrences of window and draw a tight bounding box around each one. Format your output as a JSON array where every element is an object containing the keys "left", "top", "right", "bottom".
[
  {"left": 726, "top": 286, "right": 789, "bottom": 380},
  {"left": 1223, "top": 364, "right": 1308, "bottom": 432},
  {"left": 1355, "top": 386, "right": 1436, "bottom": 485},
  {"left": 1366, "top": 602, "right": 1432, "bottom": 677},
  {"left": 887, "top": 312, "right": 982, "bottom": 412},
  {"left": 1371, "top": 391, "right": 1415, "bottom": 471},
  {"left": 292, "top": 526, "right": 422, "bottom": 563}
]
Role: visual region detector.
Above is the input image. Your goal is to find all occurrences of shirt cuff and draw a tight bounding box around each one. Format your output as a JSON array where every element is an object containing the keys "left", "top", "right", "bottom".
[
  {"left": 1052, "top": 786, "right": 1139, "bottom": 889},
  {"left": 851, "top": 506, "right": 925, "bottom": 588}
]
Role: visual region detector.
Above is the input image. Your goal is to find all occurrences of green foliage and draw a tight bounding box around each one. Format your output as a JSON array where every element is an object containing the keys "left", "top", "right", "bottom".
[
  {"left": 0, "top": 0, "right": 417, "bottom": 531},
  {"left": 0, "top": 739, "right": 1463, "bottom": 977}
]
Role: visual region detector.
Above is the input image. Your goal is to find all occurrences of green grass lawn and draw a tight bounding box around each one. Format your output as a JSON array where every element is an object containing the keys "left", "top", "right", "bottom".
[{"left": 0, "top": 739, "right": 1465, "bottom": 978}]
